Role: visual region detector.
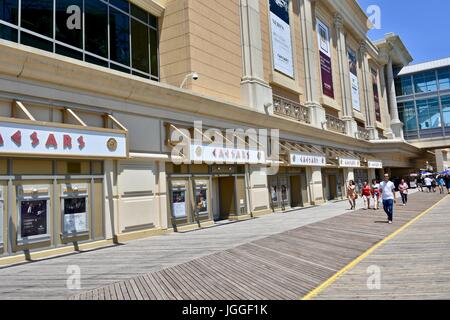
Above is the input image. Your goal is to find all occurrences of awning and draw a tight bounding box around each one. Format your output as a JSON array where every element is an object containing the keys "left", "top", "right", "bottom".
[{"left": 0, "top": 101, "right": 128, "bottom": 159}]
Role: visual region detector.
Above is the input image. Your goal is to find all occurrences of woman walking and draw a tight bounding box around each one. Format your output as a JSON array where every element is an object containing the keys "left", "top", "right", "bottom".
[
  {"left": 398, "top": 179, "right": 409, "bottom": 206},
  {"left": 361, "top": 181, "right": 372, "bottom": 210},
  {"left": 437, "top": 175, "right": 445, "bottom": 194},
  {"left": 371, "top": 179, "right": 381, "bottom": 210},
  {"left": 347, "top": 180, "right": 357, "bottom": 210}
]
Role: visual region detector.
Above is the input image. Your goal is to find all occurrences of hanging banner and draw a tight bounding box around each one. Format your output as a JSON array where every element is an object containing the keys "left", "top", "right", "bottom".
[
  {"left": 269, "top": 0, "right": 294, "bottom": 77},
  {"left": 317, "top": 19, "right": 334, "bottom": 98},
  {"left": 339, "top": 158, "right": 361, "bottom": 168},
  {"left": 0, "top": 186, "right": 3, "bottom": 246},
  {"left": 348, "top": 48, "right": 361, "bottom": 112},
  {"left": 372, "top": 68, "right": 382, "bottom": 122},
  {"left": 289, "top": 152, "right": 326, "bottom": 167}
]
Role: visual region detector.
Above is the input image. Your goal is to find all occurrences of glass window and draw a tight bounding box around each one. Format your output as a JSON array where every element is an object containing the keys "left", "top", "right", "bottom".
[
  {"left": 0, "top": 23, "right": 17, "bottom": 41},
  {"left": 438, "top": 68, "right": 450, "bottom": 91},
  {"left": 441, "top": 95, "right": 450, "bottom": 127},
  {"left": 110, "top": 0, "right": 129, "bottom": 13},
  {"left": 131, "top": 19, "right": 149, "bottom": 73},
  {"left": 413, "top": 71, "right": 437, "bottom": 94},
  {"left": 21, "top": 31, "right": 53, "bottom": 52},
  {"left": 56, "top": 44, "right": 83, "bottom": 60},
  {"left": 21, "top": 0, "right": 53, "bottom": 37},
  {"left": 85, "top": 0, "right": 108, "bottom": 58},
  {"left": 0, "top": 0, "right": 18, "bottom": 24},
  {"left": 150, "top": 28, "right": 158, "bottom": 78},
  {"left": 399, "top": 101, "right": 418, "bottom": 132},
  {"left": 131, "top": 3, "right": 148, "bottom": 23},
  {"left": 395, "top": 76, "right": 413, "bottom": 96},
  {"left": 56, "top": 0, "right": 83, "bottom": 48},
  {"left": 110, "top": 6, "right": 130, "bottom": 66},
  {"left": 416, "top": 98, "right": 441, "bottom": 130}
]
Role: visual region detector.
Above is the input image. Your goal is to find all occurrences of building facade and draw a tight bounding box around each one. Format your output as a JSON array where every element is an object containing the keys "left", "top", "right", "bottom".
[
  {"left": 393, "top": 57, "right": 450, "bottom": 172},
  {"left": 0, "top": 0, "right": 427, "bottom": 262}
]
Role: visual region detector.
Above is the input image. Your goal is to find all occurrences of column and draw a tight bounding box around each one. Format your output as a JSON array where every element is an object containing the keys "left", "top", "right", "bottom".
[
  {"left": 156, "top": 161, "right": 168, "bottom": 229},
  {"left": 299, "top": 0, "right": 326, "bottom": 128},
  {"left": 359, "top": 42, "right": 378, "bottom": 140},
  {"left": 334, "top": 13, "right": 357, "bottom": 137},
  {"left": 306, "top": 167, "right": 325, "bottom": 205},
  {"left": 379, "top": 63, "right": 395, "bottom": 139},
  {"left": 239, "top": 0, "right": 273, "bottom": 114},
  {"left": 386, "top": 57, "right": 404, "bottom": 139},
  {"left": 103, "top": 159, "right": 117, "bottom": 240}
]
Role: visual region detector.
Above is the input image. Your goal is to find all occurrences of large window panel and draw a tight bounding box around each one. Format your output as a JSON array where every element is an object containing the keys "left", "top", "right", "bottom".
[
  {"left": 0, "top": 22, "right": 17, "bottom": 41},
  {"left": 399, "top": 101, "right": 418, "bottom": 131},
  {"left": 395, "top": 76, "right": 413, "bottom": 96},
  {"left": 56, "top": 0, "right": 83, "bottom": 48},
  {"left": 131, "top": 3, "right": 148, "bottom": 23},
  {"left": 417, "top": 98, "right": 441, "bottom": 130},
  {"left": 110, "top": 0, "right": 129, "bottom": 13},
  {"left": 0, "top": 0, "right": 18, "bottom": 24},
  {"left": 21, "top": 31, "right": 53, "bottom": 52},
  {"left": 85, "top": 0, "right": 108, "bottom": 58},
  {"left": 438, "top": 68, "right": 450, "bottom": 91},
  {"left": 150, "top": 28, "right": 158, "bottom": 78},
  {"left": 441, "top": 95, "right": 450, "bottom": 127},
  {"left": 21, "top": 0, "right": 53, "bottom": 37},
  {"left": 131, "top": 19, "right": 149, "bottom": 73},
  {"left": 414, "top": 71, "right": 437, "bottom": 94},
  {"left": 110, "top": 7, "right": 130, "bottom": 66}
]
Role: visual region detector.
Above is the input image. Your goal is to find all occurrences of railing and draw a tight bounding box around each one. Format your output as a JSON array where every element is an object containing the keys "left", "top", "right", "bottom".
[
  {"left": 357, "top": 126, "right": 371, "bottom": 141},
  {"left": 273, "top": 95, "right": 311, "bottom": 124},
  {"left": 325, "top": 114, "right": 346, "bottom": 134}
]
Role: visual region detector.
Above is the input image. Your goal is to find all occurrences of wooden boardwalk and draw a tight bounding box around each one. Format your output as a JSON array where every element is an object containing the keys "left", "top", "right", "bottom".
[
  {"left": 70, "top": 191, "right": 446, "bottom": 300},
  {"left": 316, "top": 194, "right": 450, "bottom": 300}
]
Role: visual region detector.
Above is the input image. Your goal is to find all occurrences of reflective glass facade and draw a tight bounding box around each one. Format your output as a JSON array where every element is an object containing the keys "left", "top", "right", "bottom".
[
  {"left": 0, "top": 0, "right": 159, "bottom": 81},
  {"left": 396, "top": 66, "right": 450, "bottom": 140}
]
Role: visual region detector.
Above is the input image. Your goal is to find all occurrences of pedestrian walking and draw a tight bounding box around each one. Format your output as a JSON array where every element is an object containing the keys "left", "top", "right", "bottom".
[
  {"left": 380, "top": 173, "right": 397, "bottom": 224},
  {"left": 347, "top": 180, "right": 357, "bottom": 210},
  {"left": 371, "top": 179, "right": 381, "bottom": 210},
  {"left": 361, "top": 181, "right": 371, "bottom": 210},
  {"left": 446, "top": 175, "right": 450, "bottom": 194},
  {"left": 431, "top": 177, "right": 437, "bottom": 192},
  {"left": 398, "top": 179, "right": 409, "bottom": 206},
  {"left": 424, "top": 176, "right": 433, "bottom": 192},
  {"left": 437, "top": 176, "right": 445, "bottom": 194}
]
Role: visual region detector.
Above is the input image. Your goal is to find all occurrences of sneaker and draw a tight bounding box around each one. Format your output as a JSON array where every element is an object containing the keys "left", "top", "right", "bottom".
[{"left": 388, "top": 221, "right": 393, "bottom": 224}]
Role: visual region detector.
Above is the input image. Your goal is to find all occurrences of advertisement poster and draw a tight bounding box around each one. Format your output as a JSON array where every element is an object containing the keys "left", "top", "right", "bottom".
[
  {"left": 270, "top": 0, "right": 294, "bottom": 77},
  {"left": 195, "top": 189, "right": 208, "bottom": 214},
  {"left": 372, "top": 69, "right": 382, "bottom": 122},
  {"left": 20, "top": 200, "right": 48, "bottom": 238},
  {"left": 0, "top": 194, "right": 3, "bottom": 245},
  {"left": 348, "top": 48, "right": 361, "bottom": 112},
  {"left": 63, "top": 197, "right": 88, "bottom": 234},
  {"left": 172, "top": 190, "right": 187, "bottom": 219},
  {"left": 317, "top": 19, "right": 334, "bottom": 98}
]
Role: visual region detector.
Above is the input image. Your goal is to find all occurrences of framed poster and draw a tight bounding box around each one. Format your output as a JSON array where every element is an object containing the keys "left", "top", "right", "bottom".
[
  {"left": 269, "top": 0, "right": 294, "bottom": 77},
  {"left": 63, "top": 197, "right": 88, "bottom": 235},
  {"left": 348, "top": 48, "right": 361, "bottom": 111},
  {"left": 195, "top": 189, "right": 208, "bottom": 215},
  {"left": 317, "top": 19, "right": 334, "bottom": 98},
  {"left": 0, "top": 186, "right": 3, "bottom": 246},
  {"left": 172, "top": 190, "right": 187, "bottom": 219},
  {"left": 19, "top": 199, "right": 49, "bottom": 238}
]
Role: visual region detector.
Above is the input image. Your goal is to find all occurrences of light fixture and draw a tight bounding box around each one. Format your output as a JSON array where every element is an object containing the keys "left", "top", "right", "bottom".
[{"left": 180, "top": 72, "right": 199, "bottom": 88}]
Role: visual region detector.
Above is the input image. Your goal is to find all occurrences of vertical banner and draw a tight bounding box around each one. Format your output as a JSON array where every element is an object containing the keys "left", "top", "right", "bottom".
[
  {"left": 0, "top": 186, "right": 3, "bottom": 246},
  {"left": 317, "top": 19, "right": 334, "bottom": 98},
  {"left": 372, "top": 68, "right": 382, "bottom": 122},
  {"left": 348, "top": 48, "right": 361, "bottom": 111},
  {"left": 269, "top": 0, "right": 294, "bottom": 78}
]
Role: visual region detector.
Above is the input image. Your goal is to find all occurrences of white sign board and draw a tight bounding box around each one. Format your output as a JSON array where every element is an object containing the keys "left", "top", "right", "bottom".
[
  {"left": 289, "top": 152, "right": 326, "bottom": 167},
  {"left": 270, "top": 0, "right": 294, "bottom": 77},
  {"left": 368, "top": 160, "right": 383, "bottom": 169},
  {"left": 339, "top": 158, "right": 361, "bottom": 168},
  {"left": 348, "top": 48, "right": 361, "bottom": 112},
  {"left": 190, "top": 144, "right": 265, "bottom": 165},
  {"left": 0, "top": 120, "right": 127, "bottom": 158}
]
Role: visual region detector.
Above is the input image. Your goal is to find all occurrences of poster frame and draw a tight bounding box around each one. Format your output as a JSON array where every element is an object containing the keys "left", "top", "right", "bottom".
[{"left": 60, "top": 183, "right": 90, "bottom": 238}]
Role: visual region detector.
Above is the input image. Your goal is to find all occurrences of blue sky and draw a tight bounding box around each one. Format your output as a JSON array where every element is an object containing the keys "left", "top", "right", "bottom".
[{"left": 357, "top": 0, "right": 450, "bottom": 64}]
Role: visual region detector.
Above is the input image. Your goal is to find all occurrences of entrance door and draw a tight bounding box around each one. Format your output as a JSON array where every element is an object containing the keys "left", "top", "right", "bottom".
[
  {"left": 218, "top": 177, "right": 236, "bottom": 220},
  {"left": 290, "top": 175, "right": 303, "bottom": 207},
  {"left": 328, "top": 175, "right": 337, "bottom": 200}
]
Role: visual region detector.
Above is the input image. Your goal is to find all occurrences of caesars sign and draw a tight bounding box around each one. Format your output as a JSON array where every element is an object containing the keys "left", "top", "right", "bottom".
[
  {"left": 269, "top": 0, "right": 294, "bottom": 77},
  {"left": 189, "top": 144, "right": 266, "bottom": 165},
  {"left": 0, "top": 120, "right": 127, "bottom": 158},
  {"left": 317, "top": 18, "right": 334, "bottom": 98},
  {"left": 368, "top": 160, "right": 383, "bottom": 169},
  {"left": 289, "top": 152, "right": 326, "bottom": 167},
  {"left": 339, "top": 158, "right": 361, "bottom": 168}
]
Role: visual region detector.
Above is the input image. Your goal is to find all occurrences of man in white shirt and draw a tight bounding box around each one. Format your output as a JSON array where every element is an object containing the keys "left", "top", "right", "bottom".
[
  {"left": 379, "top": 173, "right": 397, "bottom": 224},
  {"left": 424, "top": 176, "right": 433, "bottom": 192}
]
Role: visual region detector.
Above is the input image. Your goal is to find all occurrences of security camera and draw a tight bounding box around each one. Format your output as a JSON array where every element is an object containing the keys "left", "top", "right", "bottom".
[{"left": 192, "top": 72, "right": 199, "bottom": 81}]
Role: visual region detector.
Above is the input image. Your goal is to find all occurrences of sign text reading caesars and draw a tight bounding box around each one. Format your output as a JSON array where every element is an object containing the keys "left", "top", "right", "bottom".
[{"left": 171, "top": 122, "right": 279, "bottom": 165}]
